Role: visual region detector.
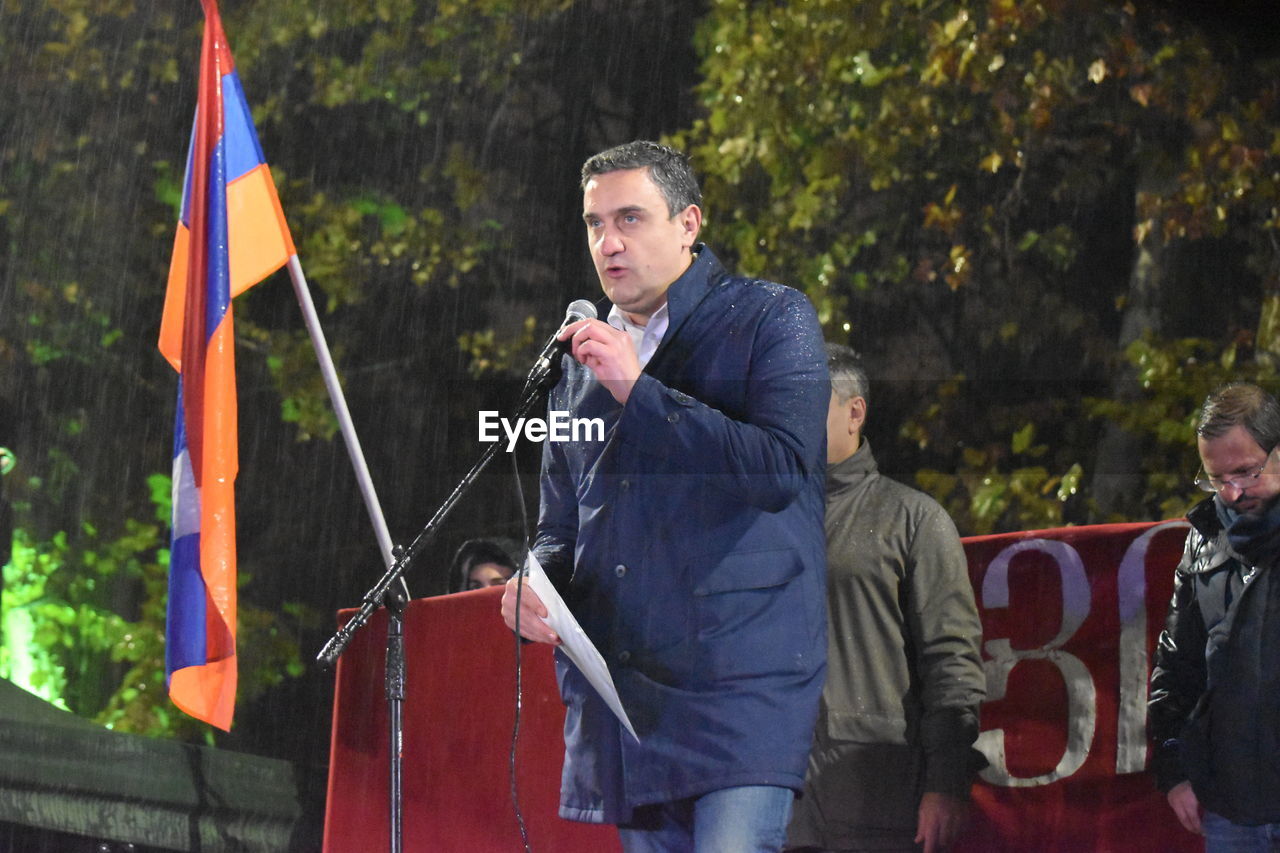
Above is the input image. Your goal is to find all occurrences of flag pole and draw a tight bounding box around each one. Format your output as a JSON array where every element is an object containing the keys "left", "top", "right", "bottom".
[
  {"left": 284, "top": 254, "right": 395, "bottom": 569},
  {"left": 285, "top": 253, "right": 409, "bottom": 852}
]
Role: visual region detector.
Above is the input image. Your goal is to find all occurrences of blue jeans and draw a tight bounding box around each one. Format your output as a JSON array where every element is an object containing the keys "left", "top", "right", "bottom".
[
  {"left": 617, "top": 785, "right": 795, "bottom": 853},
  {"left": 1203, "top": 811, "right": 1280, "bottom": 853}
]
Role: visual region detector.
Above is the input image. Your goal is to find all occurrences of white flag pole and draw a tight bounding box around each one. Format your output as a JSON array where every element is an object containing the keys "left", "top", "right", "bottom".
[
  {"left": 287, "top": 254, "right": 411, "bottom": 852},
  {"left": 284, "top": 254, "right": 395, "bottom": 570}
]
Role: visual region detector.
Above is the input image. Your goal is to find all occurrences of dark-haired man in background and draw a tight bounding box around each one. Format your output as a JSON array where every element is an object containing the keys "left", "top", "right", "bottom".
[
  {"left": 1150, "top": 382, "right": 1280, "bottom": 851},
  {"left": 501, "top": 140, "right": 829, "bottom": 852},
  {"left": 787, "top": 344, "right": 986, "bottom": 853}
]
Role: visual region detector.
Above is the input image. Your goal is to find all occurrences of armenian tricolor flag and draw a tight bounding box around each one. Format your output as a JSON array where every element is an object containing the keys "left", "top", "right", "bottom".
[{"left": 159, "top": 0, "right": 294, "bottom": 730}]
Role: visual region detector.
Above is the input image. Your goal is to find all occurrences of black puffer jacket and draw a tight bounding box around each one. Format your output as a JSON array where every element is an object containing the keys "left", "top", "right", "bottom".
[{"left": 1148, "top": 497, "right": 1280, "bottom": 824}]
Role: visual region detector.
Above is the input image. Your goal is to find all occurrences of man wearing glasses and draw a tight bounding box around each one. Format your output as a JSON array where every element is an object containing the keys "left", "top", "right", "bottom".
[{"left": 1149, "top": 382, "right": 1280, "bottom": 851}]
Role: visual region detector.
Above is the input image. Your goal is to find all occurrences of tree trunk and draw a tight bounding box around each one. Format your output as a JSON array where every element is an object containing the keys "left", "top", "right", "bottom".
[{"left": 1090, "top": 181, "right": 1171, "bottom": 520}]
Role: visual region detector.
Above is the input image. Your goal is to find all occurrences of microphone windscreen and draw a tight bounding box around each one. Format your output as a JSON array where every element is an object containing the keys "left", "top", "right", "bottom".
[{"left": 565, "top": 299, "right": 598, "bottom": 323}]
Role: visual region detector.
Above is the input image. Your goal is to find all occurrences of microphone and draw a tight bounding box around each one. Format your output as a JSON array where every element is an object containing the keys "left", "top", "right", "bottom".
[{"left": 526, "top": 299, "right": 598, "bottom": 387}]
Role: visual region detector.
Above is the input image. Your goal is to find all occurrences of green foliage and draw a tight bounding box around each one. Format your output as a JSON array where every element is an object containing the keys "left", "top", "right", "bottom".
[
  {"left": 901, "top": 377, "right": 1084, "bottom": 534},
  {"left": 219, "top": 0, "right": 578, "bottom": 387},
  {"left": 1, "top": 476, "right": 320, "bottom": 740},
  {"left": 2, "top": 531, "right": 73, "bottom": 708},
  {"left": 904, "top": 329, "right": 1280, "bottom": 532},
  {"left": 458, "top": 315, "right": 540, "bottom": 378},
  {"left": 1086, "top": 333, "right": 1279, "bottom": 521},
  {"left": 0, "top": 0, "right": 191, "bottom": 538},
  {"left": 683, "top": 0, "right": 1279, "bottom": 322},
  {"left": 680, "top": 0, "right": 1280, "bottom": 532},
  {"left": 2, "top": 518, "right": 163, "bottom": 717},
  {"left": 0, "top": 0, "right": 576, "bottom": 538}
]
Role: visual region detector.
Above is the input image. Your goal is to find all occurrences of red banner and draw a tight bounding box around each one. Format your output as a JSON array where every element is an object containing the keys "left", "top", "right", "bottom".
[
  {"left": 956, "top": 521, "right": 1196, "bottom": 852},
  {"left": 325, "top": 521, "right": 1201, "bottom": 852}
]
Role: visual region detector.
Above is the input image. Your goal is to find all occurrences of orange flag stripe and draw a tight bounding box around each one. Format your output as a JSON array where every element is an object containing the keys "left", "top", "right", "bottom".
[{"left": 159, "top": 162, "right": 293, "bottom": 371}]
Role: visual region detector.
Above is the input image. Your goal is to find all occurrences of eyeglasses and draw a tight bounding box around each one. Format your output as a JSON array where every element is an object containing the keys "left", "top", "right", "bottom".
[{"left": 1195, "top": 448, "right": 1276, "bottom": 493}]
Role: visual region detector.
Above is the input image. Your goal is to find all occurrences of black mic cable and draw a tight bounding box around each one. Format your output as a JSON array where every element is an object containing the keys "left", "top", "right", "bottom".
[
  {"left": 509, "top": 299, "right": 594, "bottom": 852},
  {"left": 509, "top": 447, "right": 532, "bottom": 853}
]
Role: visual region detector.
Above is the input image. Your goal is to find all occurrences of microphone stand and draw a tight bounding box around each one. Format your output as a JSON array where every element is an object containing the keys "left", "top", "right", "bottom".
[{"left": 318, "top": 355, "right": 564, "bottom": 853}]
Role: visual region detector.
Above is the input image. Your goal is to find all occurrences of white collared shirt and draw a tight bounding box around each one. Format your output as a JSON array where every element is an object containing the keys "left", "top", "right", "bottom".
[{"left": 607, "top": 302, "right": 669, "bottom": 369}]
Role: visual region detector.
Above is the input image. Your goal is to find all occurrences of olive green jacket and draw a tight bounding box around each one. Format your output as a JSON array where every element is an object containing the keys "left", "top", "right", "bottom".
[{"left": 788, "top": 440, "right": 987, "bottom": 850}]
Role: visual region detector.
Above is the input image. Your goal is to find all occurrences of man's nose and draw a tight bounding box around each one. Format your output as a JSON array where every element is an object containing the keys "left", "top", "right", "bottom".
[
  {"left": 1220, "top": 481, "right": 1247, "bottom": 502},
  {"left": 600, "top": 231, "right": 624, "bottom": 256}
]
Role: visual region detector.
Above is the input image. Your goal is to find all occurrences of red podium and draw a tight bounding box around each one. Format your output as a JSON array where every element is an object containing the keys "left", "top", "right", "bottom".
[
  {"left": 325, "top": 523, "right": 1202, "bottom": 852},
  {"left": 322, "top": 586, "right": 619, "bottom": 852}
]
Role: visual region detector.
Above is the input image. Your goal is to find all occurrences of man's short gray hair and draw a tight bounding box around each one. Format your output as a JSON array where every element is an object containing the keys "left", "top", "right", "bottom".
[
  {"left": 826, "top": 343, "right": 868, "bottom": 405},
  {"left": 1197, "top": 382, "right": 1280, "bottom": 451},
  {"left": 580, "top": 141, "right": 702, "bottom": 218}
]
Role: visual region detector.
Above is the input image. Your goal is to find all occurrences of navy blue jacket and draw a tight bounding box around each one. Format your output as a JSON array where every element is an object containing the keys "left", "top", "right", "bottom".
[{"left": 534, "top": 246, "right": 829, "bottom": 823}]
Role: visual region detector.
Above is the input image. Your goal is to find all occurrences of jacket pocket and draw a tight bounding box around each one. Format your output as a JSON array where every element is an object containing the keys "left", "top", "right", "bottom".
[
  {"left": 693, "top": 547, "right": 803, "bottom": 594},
  {"left": 826, "top": 709, "right": 910, "bottom": 744},
  {"left": 691, "top": 548, "right": 812, "bottom": 680}
]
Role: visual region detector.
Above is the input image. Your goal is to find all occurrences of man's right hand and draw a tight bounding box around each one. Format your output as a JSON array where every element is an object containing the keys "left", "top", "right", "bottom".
[
  {"left": 560, "top": 318, "right": 641, "bottom": 405},
  {"left": 500, "top": 577, "right": 561, "bottom": 645},
  {"left": 1167, "top": 781, "right": 1203, "bottom": 835}
]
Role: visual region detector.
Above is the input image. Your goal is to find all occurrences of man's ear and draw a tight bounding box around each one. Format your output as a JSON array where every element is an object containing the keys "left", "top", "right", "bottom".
[
  {"left": 677, "top": 204, "right": 702, "bottom": 248},
  {"left": 848, "top": 396, "right": 867, "bottom": 437}
]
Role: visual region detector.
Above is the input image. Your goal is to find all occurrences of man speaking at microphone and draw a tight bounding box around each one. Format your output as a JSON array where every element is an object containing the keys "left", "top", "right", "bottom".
[{"left": 501, "top": 140, "right": 829, "bottom": 852}]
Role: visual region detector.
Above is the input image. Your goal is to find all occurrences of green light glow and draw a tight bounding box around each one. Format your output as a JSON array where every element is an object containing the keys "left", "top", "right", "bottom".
[{"left": 1, "top": 533, "right": 71, "bottom": 709}]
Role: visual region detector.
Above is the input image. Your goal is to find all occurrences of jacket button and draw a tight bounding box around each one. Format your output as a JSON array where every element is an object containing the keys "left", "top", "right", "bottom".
[
  {"left": 617, "top": 650, "right": 631, "bottom": 664},
  {"left": 615, "top": 564, "right": 627, "bottom": 578},
  {"left": 667, "top": 412, "right": 680, "bottom": 424},
  {"left": 619, "top": 479, "right": 630, "bottom": 491}
]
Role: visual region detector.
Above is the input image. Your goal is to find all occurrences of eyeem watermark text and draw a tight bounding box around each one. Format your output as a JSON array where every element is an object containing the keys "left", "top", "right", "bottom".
[{"left": 478, "top": 410, "right": 605, "bottom": 451}]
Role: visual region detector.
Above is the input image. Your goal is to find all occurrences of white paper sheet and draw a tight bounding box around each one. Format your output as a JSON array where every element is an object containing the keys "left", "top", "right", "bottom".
[{"left": 520, "top": 552, "right": 639, "bottom": 742}]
